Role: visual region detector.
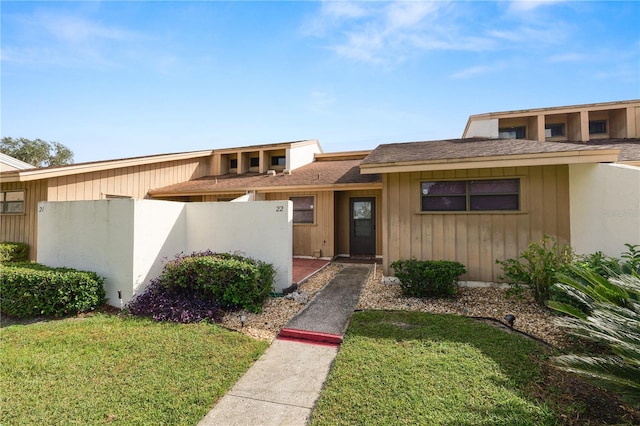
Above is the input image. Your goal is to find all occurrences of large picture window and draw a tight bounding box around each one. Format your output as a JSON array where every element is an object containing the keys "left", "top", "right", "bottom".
[
  {"left": 1, "top": 190, "right": 25, "bottom": 214},
  {"left": 290, "top": 196, "right": 314, "bottom": 224},
  {"left": 421, "top": 179, "right": 519, "bottom": 212}
]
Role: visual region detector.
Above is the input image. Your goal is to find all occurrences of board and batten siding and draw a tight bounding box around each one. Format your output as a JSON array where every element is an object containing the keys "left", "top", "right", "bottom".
[
  {"left": 0, "top": 180, "right": 48, "bottom": 259},
  {"left": 47, "top": 158, "right": 209, "bottom": 201},
  {"left": 266, "top": 191, "right": 335, "bottom": 258},
  {"left": 382, "top": 165, "right": 570, "bottom": 282}
]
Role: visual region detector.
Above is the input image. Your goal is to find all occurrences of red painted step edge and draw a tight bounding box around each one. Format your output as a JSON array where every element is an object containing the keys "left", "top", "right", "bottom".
[{"left": 278, "top": 328, "right": 343, "bottom": 346}]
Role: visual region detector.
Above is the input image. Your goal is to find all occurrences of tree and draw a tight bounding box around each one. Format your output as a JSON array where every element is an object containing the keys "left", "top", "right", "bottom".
[{"left": 0, "top": 137, "right": 74, "bottom": 167}]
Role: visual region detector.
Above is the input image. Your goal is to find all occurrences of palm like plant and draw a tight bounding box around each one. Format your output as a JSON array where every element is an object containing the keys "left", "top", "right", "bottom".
[{"left": 549, "top": 265, "right": 640, "bottom": 407}]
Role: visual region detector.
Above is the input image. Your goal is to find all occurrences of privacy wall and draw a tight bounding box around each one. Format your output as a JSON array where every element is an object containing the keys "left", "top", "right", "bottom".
[
  {"left": 569, "top": 163, "right": 640, "bottom": 257},
  {"left": 38, "top": 199, "right": 293, "bottom": 307}
]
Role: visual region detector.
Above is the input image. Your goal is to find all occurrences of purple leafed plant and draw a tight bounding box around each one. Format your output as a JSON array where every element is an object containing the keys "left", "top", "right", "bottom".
[{"left": 127, "top": 278, "right": 222, "bottom": 324}]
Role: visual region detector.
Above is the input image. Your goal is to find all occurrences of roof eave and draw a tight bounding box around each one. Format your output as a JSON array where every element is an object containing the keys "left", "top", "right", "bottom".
[
  {"left": 149, "top": 181, "right": 383, "bottom": 197},
  {"left": 360, "top": 149, "right": 620, "bottom": 174},
  {"left": 0, "top": 150, "right": 214, "bottom": 182}
]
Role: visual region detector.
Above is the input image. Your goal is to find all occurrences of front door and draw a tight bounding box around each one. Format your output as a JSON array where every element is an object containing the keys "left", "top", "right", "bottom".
[{"left": 349, "top": 197, "right": 376, "bottom": 257}]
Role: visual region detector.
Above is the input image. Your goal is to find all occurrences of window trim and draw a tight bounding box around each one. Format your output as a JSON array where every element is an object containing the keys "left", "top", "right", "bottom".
[
  {"left": 1, "top": 190, "right": 26, "bottom": 215},
  {"left": 420, "top": 178, "right": 521, "bottom": 213},
  {"left": 290, "top": 195, "right": 315, "bottom": 224}
]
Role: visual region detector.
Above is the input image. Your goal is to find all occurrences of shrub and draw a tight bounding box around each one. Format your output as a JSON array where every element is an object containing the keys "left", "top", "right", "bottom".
[
  {"left": 126, "top": 278, "right": 222, "bottom": 323},
  {"left": 549, "top": 267, "right": 640, "bottom": 407},
  {"left": 496, "top": 235, "right": 573, "bottom": 305},
  {"left": 621, "top": 243, "right": 640, "bottom": 276},
  {"left": 0, "top": 242, "right": 29, "bottom": 263},
  {"left": 128, "top": 251, "right": 275, "bottom": 318},
  {"left": 0, "top": 263, "right": 105, "bottom": 318},
  {"left": 572, "top": 251, "right": 623, "bottom": 279},
  {"left": 390, "top": 258, "right": 466, "bottom": 298}
]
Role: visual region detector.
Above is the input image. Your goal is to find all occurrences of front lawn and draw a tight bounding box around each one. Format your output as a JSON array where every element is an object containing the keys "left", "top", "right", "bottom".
[
  {"left": 311, "top": 311, "right": 638, "bottom": 425},
  {"left": 0, "top": 314, "right": 268, "bottom": 425}
]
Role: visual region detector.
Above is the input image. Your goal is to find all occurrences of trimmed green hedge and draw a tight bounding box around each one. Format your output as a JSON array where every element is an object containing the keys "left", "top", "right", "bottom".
[
  {"left": 159, "top": 251, "right": 276, "bottom": 313},
  {"left": 0, "top": 263, "right": 105, "bottom": 318},
  {"left": 391, "top": 258, "right": 467, "bottom": 298},
  {"left": 0, "top": 242, "right": 29, "bottom": 263}
]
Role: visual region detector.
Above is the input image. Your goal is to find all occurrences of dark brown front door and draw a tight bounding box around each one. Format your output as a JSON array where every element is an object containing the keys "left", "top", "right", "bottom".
[{"left": 350, "top": 197, "right": 375, "bottom": 257}]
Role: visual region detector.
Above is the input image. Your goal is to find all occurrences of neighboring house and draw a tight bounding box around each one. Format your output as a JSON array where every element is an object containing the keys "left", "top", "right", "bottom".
[
  {"left": 463, "top": 99, "right": 639, "bottom": 146},
  {"left": 1, "top": 100, "right": 639, "bottom": 283},
  {"left": 0, "top": 153, "right": 36, "bottom": 172}
]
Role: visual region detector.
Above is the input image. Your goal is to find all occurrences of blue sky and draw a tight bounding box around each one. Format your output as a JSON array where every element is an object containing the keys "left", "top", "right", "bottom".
[{"left": 2, "top": 1, "right": 639, "bottom": 163}]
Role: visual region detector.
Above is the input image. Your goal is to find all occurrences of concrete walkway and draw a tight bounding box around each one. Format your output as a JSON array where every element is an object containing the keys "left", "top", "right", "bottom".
[{"left": 199, "top": 265, "right": 370, "bottom": 426}]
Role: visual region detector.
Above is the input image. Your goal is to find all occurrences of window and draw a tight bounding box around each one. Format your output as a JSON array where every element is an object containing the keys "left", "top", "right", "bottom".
[
  {"left": 291, "top": 196, "right": 314, "bottom": 224},
  {"left": 271, "top": 156, "right": 286, "bottom": 167},
  {"left": 421, "top": 179, "right": 519, "bottom": 212},
  {"left": 229, "top": 159, "right": 238, "bottom": 169},
  {"left": 589, "top": 120, "right": 607, "bottom": 134},
  {"left": 1, "top": 190, "right": 25, "bottom": 214},
  {"left": 499, "top": 126, "right": 526, "bottom": 139},
  {"left": 545, "top": 123, "right": 566, "bottom": 137},
  {"left": 250, "top": 157, "right": 260, "bottom": 167}
]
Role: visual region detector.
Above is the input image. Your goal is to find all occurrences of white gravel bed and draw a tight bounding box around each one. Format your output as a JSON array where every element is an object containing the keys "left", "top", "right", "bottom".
[
  {"left": 223, "top": 262, "right": 568, "bottom": 349},
  {"left": 358, "top": 266, "right": 568, "bottom": 349}
]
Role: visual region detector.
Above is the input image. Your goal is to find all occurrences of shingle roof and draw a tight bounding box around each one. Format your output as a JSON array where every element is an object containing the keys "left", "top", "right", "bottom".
[
  {"left": 361, "top": 137, "right": 635, "bottom": 165},
  {"left": 579, "top": 139, "right": 640, "bottom": 162},
  {"left": 149, "top": 159, "right": 381, "bottom": 195}
]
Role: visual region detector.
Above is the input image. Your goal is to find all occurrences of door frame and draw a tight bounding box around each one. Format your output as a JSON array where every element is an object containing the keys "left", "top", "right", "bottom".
[{"left": 349, "top": 197, "right": 376, "bottom": 257}]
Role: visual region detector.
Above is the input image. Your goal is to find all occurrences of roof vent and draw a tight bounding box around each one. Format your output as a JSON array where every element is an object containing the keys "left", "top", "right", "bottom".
[
  {"left": 266, "top": 170, "right": 277, "bottom": 176},
  {"left": 283, "top": 169, "right": 292, "bottom": 175}
]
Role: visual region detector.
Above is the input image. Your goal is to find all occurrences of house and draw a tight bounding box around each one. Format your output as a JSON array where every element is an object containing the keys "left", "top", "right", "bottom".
[
  {"left": 1, "top": 100, "right": 638, "bottom": 288},
  {"left": 463, "top": 99, "right": 640, "bottom": 146},
  {"left": 0, "top": 153, "right": 36, "bottom": 173}
]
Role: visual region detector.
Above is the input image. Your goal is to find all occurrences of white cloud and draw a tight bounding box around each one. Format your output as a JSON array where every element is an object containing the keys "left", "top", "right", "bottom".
[
  {"left": 508, "top": 0, "right": 566, "bottom": 13},
  {"left": 304, "top": 0, "right": 571, "bottom": 66},
  {"left": 450, "top": 65, "right": 492, "bottom": 79},
  {"left": 42, "top": 14, "right": 138, "bottom": 43}
]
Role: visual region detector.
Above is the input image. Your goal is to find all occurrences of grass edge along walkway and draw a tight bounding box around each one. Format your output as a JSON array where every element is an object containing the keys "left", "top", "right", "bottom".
[
  {"left": 311, "top": 310, "right": 572, "bottom": 426},
  {"left": 0, "top": 314, "right": 268, "bottom": 425}
]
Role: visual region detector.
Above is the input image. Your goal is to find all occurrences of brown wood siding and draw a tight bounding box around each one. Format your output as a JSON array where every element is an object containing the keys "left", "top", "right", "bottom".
[
  {"left": 2, "top": 157, "right": 209, "bottom": 260},
  {"left": 1, "top": 180, "right": 48, "bottom": 260},
  {"left": 47, "top": 158, "right": 209, "bottom": 201},
  {"left": 382, "top": 165, "right": 570, "bottom": 282},
  {"left": 335, "top": 190, "right": 382, "bottom": 256},
  {"left": 265, "top": 191, "right": 335, "bottom": 258}
]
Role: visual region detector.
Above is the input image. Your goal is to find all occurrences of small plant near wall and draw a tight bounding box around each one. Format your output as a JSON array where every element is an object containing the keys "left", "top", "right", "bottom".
[
  {"left": 390, "top": 258, "right": 466, "bottom": 298},
  {"left": 0, "top": 242, "right": 28, "bottom": 263},
  {"left": 621, "top": 243, "right": 640, "bottom": 275},
  {"left": 496, "top": 235, "right": 573, "bottom": 305}
]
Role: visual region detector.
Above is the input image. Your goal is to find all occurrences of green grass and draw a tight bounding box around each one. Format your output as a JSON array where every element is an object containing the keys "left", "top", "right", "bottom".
[
  {"left": 311, "top": 311, "right": 557, "bottom": 426},
  {"left": 0, "top": 314, "right": 268, "bottom": 425}
]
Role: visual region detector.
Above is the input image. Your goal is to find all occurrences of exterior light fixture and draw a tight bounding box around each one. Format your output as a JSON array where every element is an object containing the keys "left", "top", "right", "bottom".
[{"left": 504, "top": 314, "right": 516, "bottom": 328}]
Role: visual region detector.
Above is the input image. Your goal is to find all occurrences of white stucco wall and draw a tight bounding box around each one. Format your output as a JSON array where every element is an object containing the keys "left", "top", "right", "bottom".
[
  {"left": 38, "top": 199, "right": 293, "bottom": 307},
  {"left": 186, "top": 201, "right": 293, "bottom": 292},
  {"left": 37, "top": 200, "right": 136, "bottom": 307},
  {"left": 132, "top": 200, "right": 187, "bottom": 301},
  {"left": 464, "top": 118, "right": 498, "bottom": 138},
  {"left": 569, "top": 163, "right": 640, "bottom": 258},
  {"left": 288, "top": 141, "right": 322, "bottom": 171}
]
